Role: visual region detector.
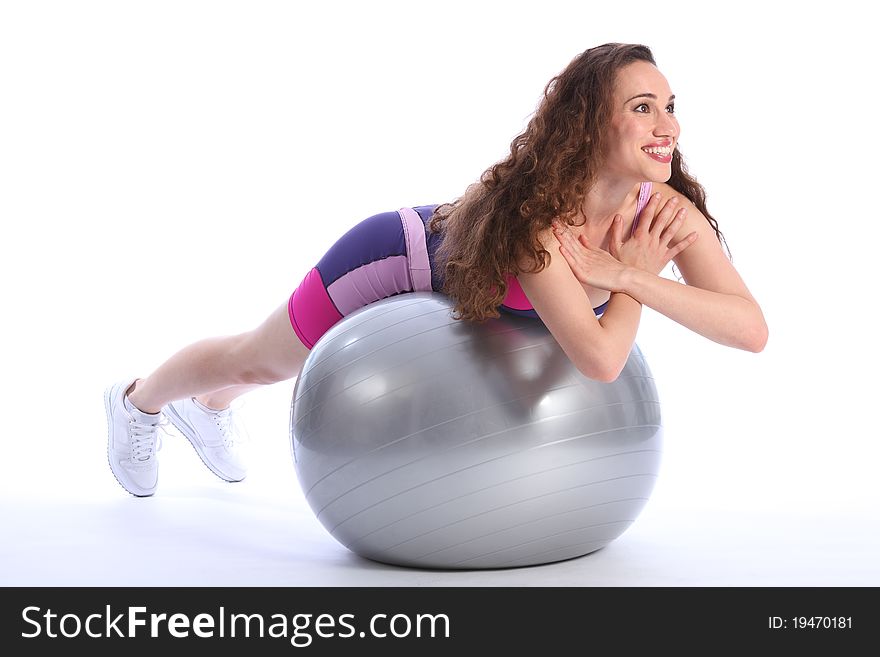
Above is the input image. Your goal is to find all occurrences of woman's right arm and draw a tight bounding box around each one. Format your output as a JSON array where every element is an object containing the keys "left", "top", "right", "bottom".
[{"left": 516, "top": 228, "right": 642, "bottom": 382}]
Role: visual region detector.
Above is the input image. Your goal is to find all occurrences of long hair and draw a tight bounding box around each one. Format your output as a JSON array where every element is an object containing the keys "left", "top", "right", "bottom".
[{"left": 427, "top": 42, "right": 727, "bottom": 322}]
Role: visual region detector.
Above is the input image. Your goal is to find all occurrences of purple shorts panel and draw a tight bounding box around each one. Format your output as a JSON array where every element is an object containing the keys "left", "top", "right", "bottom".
[{"left": 288, "top": 207, "right": 432, "bottom": 349}]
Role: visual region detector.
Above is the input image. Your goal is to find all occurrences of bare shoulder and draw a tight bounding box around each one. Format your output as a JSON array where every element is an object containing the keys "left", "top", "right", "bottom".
[
  {"left": 512, "top": 225, "right": 556, "bottom": 272},
  {"left": 649, "top": 181, "right": 681, "bottom": 206},
  {"left": 652, "top": 182, "right": 759, "bottom": 301},
  {"left": 648, "top": 181, "right": 715, "bottom": 243}
]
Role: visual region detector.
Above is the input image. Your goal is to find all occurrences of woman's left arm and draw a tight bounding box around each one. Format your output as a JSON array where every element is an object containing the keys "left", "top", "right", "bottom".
[{"left": 621, "top": 197, "right": 769, "bottom": 352}]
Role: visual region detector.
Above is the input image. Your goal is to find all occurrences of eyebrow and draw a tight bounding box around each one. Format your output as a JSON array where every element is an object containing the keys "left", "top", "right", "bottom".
[{"left": 625, "top": 93, "right": 676, "bottom": 104}]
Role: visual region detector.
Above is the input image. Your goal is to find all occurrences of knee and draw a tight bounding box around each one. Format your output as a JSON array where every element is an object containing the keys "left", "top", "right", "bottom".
[
  {"left": 227, "top": 332, "right": 297, "bottom": 386},
  {"left": 233, "top": 357, "right": 290, "bottom": 386},
  {"left": 233, "top": 368, "right": 279, "bottom": 386}
]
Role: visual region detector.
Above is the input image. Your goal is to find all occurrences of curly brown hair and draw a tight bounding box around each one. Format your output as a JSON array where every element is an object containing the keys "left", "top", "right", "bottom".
[{"left": 427, "top": 42, "right": 727, "bottom": 322}]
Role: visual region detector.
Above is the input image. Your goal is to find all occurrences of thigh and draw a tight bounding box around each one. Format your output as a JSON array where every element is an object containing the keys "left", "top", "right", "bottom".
[
  {"left": 288, "top": 207, "right": 433, "bottom": 349},
  {"left": 233, "top": 301, "right": 312, "bottom": 384}
]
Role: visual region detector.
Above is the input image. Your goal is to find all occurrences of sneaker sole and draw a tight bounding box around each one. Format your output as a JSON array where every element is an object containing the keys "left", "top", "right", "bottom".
[
  {"left": 104, "top": 383, "right": 155, "bottom": 497},
  {"left": 163, "top": 402, "right": 245, "bottom": 483}
]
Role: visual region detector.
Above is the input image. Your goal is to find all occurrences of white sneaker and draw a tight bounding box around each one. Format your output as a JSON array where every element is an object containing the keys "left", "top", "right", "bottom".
[
  {"left": 164, "top": 397, "right": 248, "bottom": 482},
  {"left": 104, "top": 379, "right": 167, "bottom": 497}
]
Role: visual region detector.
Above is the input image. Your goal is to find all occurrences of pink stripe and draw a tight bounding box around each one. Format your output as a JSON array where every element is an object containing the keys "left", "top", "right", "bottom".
[
  {"left": 502, "top": 272, "right": 531, "bottom": 310},
  {"left": 398, "top": 207, "right": 432, "bottom": 292},
  {"left": 631, "top": 181, "right": 653, "bottom": 236},
  {"left": 327, "top": 255, "right": 411, "bottom": 315},
  {"left": 288, "top": 267, "right": 343, "bottom": 349}
]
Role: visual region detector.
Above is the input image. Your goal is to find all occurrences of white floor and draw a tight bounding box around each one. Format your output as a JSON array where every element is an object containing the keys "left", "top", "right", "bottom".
[
  {"left": 5, "top": 493, "right": 877, "bottom": 587},
  {"left": 3, "top": 386, "right": 877, "bottom": 587}
]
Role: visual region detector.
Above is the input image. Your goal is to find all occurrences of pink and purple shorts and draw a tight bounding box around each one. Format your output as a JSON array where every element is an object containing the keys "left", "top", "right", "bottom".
[
  {"left": 285, "top": 195, "right": 629, "bottom": 350},
  {"left": 288, "top": 205, "right": 445, "bottom": 350}
]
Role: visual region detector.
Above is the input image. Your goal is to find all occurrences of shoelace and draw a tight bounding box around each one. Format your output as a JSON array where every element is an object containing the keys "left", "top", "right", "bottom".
[
  {"left": 213, "top": 403, "right": 250, "bottom": 450},
  {"left": 129, "top": 417, "right": 170, "bottom": 462},
  {"left": 214, "top": 411, "right": 236, "bottom": 449}
]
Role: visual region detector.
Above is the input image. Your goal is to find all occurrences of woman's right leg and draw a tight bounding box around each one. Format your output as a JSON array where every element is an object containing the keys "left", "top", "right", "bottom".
[
  {"left": 127, "top": 301, "right": 310, "bottom": 413},
  {"left": 106, "top": 300, "right": 311, "bottom": 496},
  {"left": 108, "top": 204, "right": 435, "bottom": 496}
]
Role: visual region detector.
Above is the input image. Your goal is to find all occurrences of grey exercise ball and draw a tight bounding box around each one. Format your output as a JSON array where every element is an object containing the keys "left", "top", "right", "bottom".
[{"left": 289, "top": 292, "right": 663, "bottom": 569}]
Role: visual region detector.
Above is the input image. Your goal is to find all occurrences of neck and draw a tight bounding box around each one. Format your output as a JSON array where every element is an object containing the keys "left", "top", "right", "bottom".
[{"left": 580, "top": 176, "right": 641, "bottom": 226}]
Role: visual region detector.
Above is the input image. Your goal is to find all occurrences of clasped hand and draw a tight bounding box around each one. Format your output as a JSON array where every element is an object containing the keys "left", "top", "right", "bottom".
[{"left": 552, "top": 193, "right": 698, "bottom": 292}]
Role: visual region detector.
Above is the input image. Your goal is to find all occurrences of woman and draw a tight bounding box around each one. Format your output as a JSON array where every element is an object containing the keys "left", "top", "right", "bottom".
[{"left": 105, "top": 43, "right": 768, "bottom": 497}]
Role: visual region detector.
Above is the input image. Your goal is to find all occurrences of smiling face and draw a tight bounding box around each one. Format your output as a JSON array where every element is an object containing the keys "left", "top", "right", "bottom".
[{"left": 603, "top": 60, "right": 680, "bottom": 183}]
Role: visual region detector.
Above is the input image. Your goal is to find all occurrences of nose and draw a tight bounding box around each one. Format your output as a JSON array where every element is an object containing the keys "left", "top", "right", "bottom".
[{"left": 654, "top": 109, "right": 678, "bottom": 139}]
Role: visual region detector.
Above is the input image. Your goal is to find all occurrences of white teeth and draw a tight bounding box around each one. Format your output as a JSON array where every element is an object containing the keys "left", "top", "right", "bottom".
[{"left": 642, "top": 146, "right": 672, "bottom": 156}]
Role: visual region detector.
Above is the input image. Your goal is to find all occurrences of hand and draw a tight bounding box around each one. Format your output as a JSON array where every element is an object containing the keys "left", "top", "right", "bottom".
[
  {"left": 608, "top": 193, "right": 698, "bottom": 276},
  {"left": 552, "top": 221, "right": 630, "bottom": 292}
]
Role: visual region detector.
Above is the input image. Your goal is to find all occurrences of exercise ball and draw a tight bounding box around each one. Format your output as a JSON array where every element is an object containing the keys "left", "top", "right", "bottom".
[{"left": 290, "top": 292, "right": 663, "bottom": 569}]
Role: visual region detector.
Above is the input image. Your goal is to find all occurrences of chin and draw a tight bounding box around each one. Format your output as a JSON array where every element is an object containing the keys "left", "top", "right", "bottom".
[{"left": 643, "top": 167, "right": 672, "bottom": 183}]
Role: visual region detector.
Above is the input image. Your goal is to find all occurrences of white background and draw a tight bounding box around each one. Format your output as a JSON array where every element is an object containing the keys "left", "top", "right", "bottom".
[{"left": 1, "top": 0, "right": 877, "bottom": 586}]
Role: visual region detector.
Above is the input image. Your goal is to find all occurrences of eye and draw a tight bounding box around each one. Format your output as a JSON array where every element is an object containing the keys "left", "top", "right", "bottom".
[{"left": 666, "top": 103, "right": 676, "bottom": 114}]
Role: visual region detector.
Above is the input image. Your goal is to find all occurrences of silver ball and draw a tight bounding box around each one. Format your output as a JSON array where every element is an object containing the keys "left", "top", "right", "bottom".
[{"left": 291, "top": 292, "right": 662, "bottom": 569}]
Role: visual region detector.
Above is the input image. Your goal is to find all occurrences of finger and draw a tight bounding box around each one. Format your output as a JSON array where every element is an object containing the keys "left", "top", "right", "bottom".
[
  {"left": 609, "top": 215, "right": 623, "bottom": 256},
  {"left": 558, "top": 244, "right": 572, "bottom": 261},
  {"left": 637, "top": 193, "right": 663, "bottom": 237},
  {"left": 651, "top": 196, "right": 680, "bottom": 235},
  {"left": 559, "top": 231, "right": 581, "bottom": 253},
  {"left": 553, "top": 222, "right": 575, "bottom": 243},
  {"left": 660, "top": 207, "right": 688, "bottom": 243},
  {"left": 559, "top": 242, "right": 582, "bottom": 262},
  {"left": 668, "top": 231, "right": 698, "bottom": 257},
  {"left": 552, "top": 226, "right": 569, "bottom": 244},
  {"left": 559, "top": 244, "right": 586, "bottom": 272}
]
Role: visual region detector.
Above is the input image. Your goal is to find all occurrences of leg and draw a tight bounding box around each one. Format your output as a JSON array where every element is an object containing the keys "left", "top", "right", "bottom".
[
  {"left": 195, "top": 384, "right": 263, "bottom": 411},
  {"left": 128, "top": 301, "right": 310, "bottom": 414},
  {"left": 106, "top": 205, "right": 436, "bottom": 495}
]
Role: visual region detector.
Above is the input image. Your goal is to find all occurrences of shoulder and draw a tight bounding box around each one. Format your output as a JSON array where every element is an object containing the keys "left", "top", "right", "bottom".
[
  {"left": 652, "top": 183, "right": 759, "bottom": 301},
  {"left": 647, "top": 181, "right": 714, "bottom": 242},
  {"left": 646, "top": 181, "right": 678, "bottom": 206},
  {"left": 512, "top": 225, "right": 556, "bottom": 272},
  {"left": 646, "top": 181, "right": 705, "bottom": 214}
]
